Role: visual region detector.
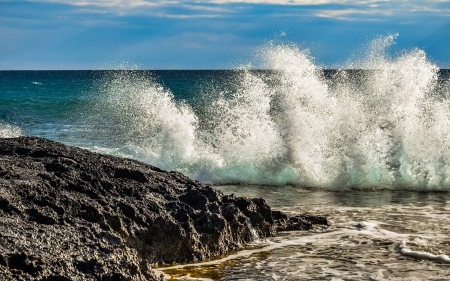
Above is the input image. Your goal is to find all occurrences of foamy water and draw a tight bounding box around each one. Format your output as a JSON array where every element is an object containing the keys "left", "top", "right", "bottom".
[
  {"left": 0, "top": 123, "right": 22, "bottom": 138},
  {"left": 157, "top": 186, "right": 450, "bottom": 280},
  {"left": 92, "top": 35, "right": 450, "bottom": 190}
]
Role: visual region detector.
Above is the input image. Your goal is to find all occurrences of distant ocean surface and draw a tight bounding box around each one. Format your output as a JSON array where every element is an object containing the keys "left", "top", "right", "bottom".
[{"left": 2, "top": 41, "right": 450, "bottom": 279}]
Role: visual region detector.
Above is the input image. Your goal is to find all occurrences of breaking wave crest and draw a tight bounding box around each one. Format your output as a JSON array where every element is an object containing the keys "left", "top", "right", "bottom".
[
  {"left": 94, "top": 35, "right": 450, "bottom": 190},
  {"left": 0, "top": 123, "right": 22, "bottom": 138}
]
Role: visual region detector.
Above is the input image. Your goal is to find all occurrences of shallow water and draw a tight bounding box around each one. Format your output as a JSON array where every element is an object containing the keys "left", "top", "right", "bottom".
[{"left": 158, "top": 186, "right": 450, "bottom": 280}]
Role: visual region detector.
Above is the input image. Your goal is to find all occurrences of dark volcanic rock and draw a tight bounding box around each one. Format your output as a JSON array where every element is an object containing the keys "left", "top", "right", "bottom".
[
  {"left": 0, "top": 137, "right": 328, "bottom": 280},
  {"left": 272, "top": 210, "right": 329, "bottom": 231}
]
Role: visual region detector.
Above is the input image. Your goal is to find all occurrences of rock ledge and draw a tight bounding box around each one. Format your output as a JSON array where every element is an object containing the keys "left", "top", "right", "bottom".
[{"left": 0, "top": 137, "right": 328, "bottom": 280}]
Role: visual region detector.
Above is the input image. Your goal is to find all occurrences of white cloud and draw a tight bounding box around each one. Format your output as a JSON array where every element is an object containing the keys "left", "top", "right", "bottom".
[
  {"left": 29, "top": 0, "right": 231, "bottom": 17},
  {"left": 195, "top": 0, "right": 380, "bottom": 4},
  {"left": 315, "top": 8, "right": 393, "bottom": 20},
  {"left": 29, "top": 0, "right": 444, "bottom": 8},
  {"left": 30, "top": 0, "right": 167, "bottom": 9},
  {"left": 157, "top": 13, "right": 221, "bottom": 18},
  {"left": 27, "top": 0, "right": 450, "bottom": 20},
  {"left": 182, "top": 4, "right": 232, "bottom": 12},
  {"left": 315, "top": 9, "right": 364, "bottom": 20}
]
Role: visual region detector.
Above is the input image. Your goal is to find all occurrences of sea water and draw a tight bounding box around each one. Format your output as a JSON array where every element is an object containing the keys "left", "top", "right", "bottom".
[
  {"left": 162, "top": 186, "right": 450, "bottom": 280},
  {"left": 1, "top": 35, "right": 450, "bottom": 279}
]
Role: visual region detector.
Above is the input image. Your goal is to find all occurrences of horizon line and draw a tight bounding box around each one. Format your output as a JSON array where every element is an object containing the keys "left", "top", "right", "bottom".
[{"left": 1, "top": 69, "right": 450, "bottom": 71}]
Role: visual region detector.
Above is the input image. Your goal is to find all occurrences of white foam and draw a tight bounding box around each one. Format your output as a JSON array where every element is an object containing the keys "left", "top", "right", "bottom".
[
  {"left": 0, "top": 123, "right": 22, "bottom": 138},
  {"left": 97, "top": 71, "right": 198, "bottom": 172},
  {"left": 158, "top": 220, "right": 388, "bottom": 271},
  {"left": 156, "top": 202, "right": 450, "bottom": 280},
  {"left": 399, "top": 241, "right": 450, "bottom": 263},
  {"left": 155, "top": 220, "right": 391, "bottom": 280},
  {"left": 90, "top": 35, "right": 450, "bottom": 189}
]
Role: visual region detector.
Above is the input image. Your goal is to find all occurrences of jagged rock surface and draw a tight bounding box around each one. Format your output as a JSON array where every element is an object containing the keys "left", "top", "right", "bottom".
[
  {"left": 272, "top": 210, "right": 329, "bottom": 231},
  {"left": 0, "top": 137, "right": 328, "bottom": 280}
]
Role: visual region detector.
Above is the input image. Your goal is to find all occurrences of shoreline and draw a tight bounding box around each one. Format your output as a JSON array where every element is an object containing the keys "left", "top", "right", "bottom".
[{"left": 0, "top": 136, "right": 328, "bottom": 280}]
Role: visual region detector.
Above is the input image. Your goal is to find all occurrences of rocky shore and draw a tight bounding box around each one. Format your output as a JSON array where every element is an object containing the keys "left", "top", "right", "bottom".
[{"left": 0, "top": 137, "right": 328, "bottom": 280}]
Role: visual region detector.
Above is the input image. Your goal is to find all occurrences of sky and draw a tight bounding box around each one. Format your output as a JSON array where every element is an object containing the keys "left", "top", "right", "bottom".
[{"left": 1, "top": 0, "right": 450, "bottom": 69}]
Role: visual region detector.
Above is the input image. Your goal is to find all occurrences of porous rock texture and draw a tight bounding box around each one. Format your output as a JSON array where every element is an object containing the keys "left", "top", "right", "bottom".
[{"left": 0, "top": 137, "right": 328, "bottom": 280}]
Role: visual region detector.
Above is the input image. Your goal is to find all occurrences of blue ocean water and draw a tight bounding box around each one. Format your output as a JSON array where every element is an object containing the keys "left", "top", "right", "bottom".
[
  {"left": 2, "top": 63, "right": 450, "bottom": 189},
  {"left": 2, "top": 40, "right": 450, "bottom": 279}
]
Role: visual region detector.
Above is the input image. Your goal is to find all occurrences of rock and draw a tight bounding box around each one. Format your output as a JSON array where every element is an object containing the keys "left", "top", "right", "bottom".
[
  {"left": 272, "top": 210, "right": 330, "bottom": 231},
  {"left": 0, "top": 137, "right": 328, "bottom": 280}
]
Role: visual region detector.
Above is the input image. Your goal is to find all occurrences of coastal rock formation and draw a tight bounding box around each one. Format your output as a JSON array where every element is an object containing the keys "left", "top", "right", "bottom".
[{"left": 0, "top": 137, "right": 328, "bottom": 280}]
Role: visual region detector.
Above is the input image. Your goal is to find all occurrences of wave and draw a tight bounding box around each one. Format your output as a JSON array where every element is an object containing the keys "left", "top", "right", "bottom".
[
  {"left": 91, "top": 35, "right": 450, "bottom": 190},
  {"left": 0, "top": 123, "right": 22, "bottom": 138}
]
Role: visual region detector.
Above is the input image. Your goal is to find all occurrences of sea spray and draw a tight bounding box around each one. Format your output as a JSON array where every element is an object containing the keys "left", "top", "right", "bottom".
[
  {"left": 95, "top": 70, "right": 198, "bottom": 172},
  {"left": 198, "top": 70, "right": 283, "bottom": 183},
  {"left": 0, "top": 123, "right": 22, "bottom": 138},
  {"left": 259, "top": 44, "right": 337, "bottom": 187},
  {"left": 92, "top": 36, "right": 450, "bottom": 190}
]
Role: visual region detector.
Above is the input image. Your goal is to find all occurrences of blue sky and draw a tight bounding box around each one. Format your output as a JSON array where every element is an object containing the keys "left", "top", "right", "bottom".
[{"left": 1, "top": 0, "right": 450, "bottom": 69}]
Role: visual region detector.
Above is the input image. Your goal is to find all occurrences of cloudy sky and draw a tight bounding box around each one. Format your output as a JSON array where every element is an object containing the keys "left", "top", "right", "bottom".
[{"left": 1, "top": 0, "right": 450, "bottom": 69}]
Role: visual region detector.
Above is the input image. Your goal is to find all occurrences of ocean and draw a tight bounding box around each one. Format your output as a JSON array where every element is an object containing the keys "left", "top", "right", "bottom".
[{"left": 1, "top": 41, "right": 450, "bottom": 280}]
